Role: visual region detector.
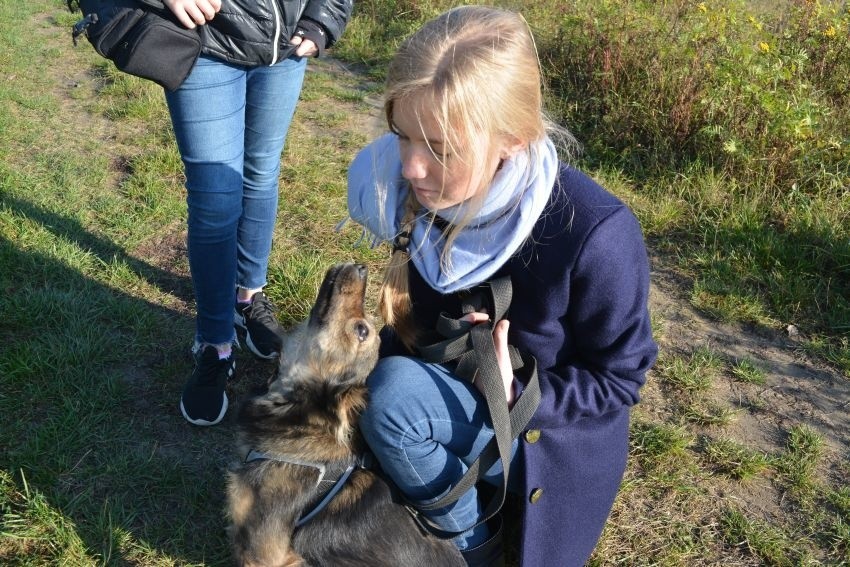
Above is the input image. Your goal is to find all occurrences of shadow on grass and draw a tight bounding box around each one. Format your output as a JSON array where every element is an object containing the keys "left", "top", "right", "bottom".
[
  {"left": 2, "top": 193, "right": 194, "bottom": 303},
  {"left": 0, "top": 201, "right": 256, "bottom": 564}
]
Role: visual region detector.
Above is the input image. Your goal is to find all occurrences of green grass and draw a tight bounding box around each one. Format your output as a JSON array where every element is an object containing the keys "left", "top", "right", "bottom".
[
  {"left": 702, "top": 438, "right": 769, "bottom": 480},
  {"left": 2, "top": 0, "right": 849, "bottom": 565},
  {"left": 776, "top": 425, "right": 825, "bottom": 491},
  {"left": 731, "top": 358, "right": 767, "bottom": 385},
  {"left": 720, "top": 507, "right": 810, "bottom": 566}
]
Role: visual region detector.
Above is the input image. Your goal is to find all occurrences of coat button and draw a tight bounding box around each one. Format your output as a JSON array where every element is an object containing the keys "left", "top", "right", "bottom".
[
  {"left": 529, "top": 488, "right": 543, "bottom": 504},
  {"left": 524, "top": 429, "right": 541, "bottom": 443}
]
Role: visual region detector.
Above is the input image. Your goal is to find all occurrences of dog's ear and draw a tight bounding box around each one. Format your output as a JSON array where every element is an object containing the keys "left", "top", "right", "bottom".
[{"left": 237, "top": 389, "right": 292, "bottom": 423}]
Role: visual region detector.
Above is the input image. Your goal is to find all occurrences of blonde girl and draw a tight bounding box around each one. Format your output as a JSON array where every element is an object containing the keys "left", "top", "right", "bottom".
[{"left": 347, "top": 6, "right": 657, "bottom": 566}]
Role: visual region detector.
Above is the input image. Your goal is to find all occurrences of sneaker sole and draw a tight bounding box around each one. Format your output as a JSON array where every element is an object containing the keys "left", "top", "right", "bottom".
[
  {"left": 244, "top": 333, "right": 278, "bottom": 360},
  {"left": 180, "top": 393, "right": 228, "bottom": 426}
]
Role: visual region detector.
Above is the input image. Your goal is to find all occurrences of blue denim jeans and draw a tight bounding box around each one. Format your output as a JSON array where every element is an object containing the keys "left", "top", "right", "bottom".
[
  {"left": 359, "top": 356, "right": 522, "bottom": 550},
  {"left": 165, "top": 55, "right": 307, "bottom": 345}
]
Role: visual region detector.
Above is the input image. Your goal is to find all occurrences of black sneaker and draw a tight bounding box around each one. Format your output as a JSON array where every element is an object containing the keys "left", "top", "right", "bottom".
[
  {"left": 180, "top": 344, "right": 235, "bottom": 426},
  {"left": 234, "top": 291, "right": 284, "bottom": 360}
]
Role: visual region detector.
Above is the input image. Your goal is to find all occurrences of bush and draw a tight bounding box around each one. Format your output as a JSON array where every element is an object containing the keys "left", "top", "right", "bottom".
[{"left": 540, "top": 0, "right": 850, "bottom": 197}]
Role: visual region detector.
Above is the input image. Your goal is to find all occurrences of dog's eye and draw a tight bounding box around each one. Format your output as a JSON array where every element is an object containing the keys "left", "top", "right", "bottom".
[{"left": 354, "top": 322, "right": 370, "bottom": 342}]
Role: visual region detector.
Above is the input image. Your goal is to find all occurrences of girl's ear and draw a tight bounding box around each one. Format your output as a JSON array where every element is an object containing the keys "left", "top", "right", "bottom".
[{"left": 499, "top": 135, "right": 527, "bottom": 160}]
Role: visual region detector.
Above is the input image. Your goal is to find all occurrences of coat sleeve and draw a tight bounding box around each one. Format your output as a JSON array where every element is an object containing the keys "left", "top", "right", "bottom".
[
  {"left": 301, "top": 0, "right": 353, "bottom": 47},
  {"left": 528, "top": 207, "right": 657, "bottom": 428}
]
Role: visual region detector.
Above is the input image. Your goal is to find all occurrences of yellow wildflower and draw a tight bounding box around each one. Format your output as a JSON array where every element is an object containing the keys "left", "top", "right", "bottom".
[
  {"left": 795, "top": 116, "right": 813, "bottom": 140},
  {"left": 758, "top": 41, "right": 770, "bottom": 53},
  {"left": 823, "top": 25, "right": 837, "bottom": 38},
  {"left": 698, "top": 3, "right": 708, "bottom": 13}
]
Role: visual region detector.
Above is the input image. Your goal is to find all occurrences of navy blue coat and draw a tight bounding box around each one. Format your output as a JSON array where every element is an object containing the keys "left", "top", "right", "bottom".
[{"left": 381, "top": 163, "right": 657, "bottom": 566}]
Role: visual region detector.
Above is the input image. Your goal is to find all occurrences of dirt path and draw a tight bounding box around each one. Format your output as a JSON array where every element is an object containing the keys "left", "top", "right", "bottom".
[{"left": 649, "top": 253, "right": 850, "bottom": 462}]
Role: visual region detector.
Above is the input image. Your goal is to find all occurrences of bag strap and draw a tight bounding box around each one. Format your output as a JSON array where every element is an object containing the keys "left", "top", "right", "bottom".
[
  {"left": 407, "top": 276, "right": 541, "bottom": 538},
  {"left": 69, "top": 0, "right": 171, "bottom": 45}
]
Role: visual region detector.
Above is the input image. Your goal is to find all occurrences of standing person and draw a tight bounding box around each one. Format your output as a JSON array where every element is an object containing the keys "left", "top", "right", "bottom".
[
  {"left": 166, "top": 0, "right": 353, "bottom": 426},
  {"left": 347, "top": 6, "right": 657, "bottom": 566}
]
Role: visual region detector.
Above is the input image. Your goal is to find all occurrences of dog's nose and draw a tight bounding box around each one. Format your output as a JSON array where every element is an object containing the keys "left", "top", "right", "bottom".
[
  {"left": 356, "top": 264, "right": 367, "bottom": 279},
  {"left": 355, "top": 321, "right": 370, "bottom": 342}
]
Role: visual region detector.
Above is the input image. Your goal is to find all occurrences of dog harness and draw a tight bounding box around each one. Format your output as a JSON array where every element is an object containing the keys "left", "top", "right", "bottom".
[{"left": 244, "top": 450, "right": 371, "bottom": 528}]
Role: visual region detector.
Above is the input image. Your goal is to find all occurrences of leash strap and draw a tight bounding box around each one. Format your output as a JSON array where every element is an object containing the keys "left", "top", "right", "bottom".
[{"left": 409, "top": 276, "right": 541, "bottom": 538}]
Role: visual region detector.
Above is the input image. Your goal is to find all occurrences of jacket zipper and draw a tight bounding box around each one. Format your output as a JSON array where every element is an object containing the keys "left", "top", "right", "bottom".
[{"left": 269, "top": 0, "right": 281, "bottom": 65}]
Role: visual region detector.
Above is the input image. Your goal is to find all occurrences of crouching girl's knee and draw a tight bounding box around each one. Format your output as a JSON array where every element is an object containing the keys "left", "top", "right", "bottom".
[{"left": 360, "top": 356, "right": 433, "bottom": 439}]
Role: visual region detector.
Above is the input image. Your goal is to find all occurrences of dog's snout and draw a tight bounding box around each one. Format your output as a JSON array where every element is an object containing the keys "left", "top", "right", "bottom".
[{"left": 356, "top": 264, "right": 367, "bottom": 280}]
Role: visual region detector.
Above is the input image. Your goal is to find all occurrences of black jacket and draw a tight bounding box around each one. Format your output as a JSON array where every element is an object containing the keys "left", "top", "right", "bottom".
[{"left": 200, "top": 0, "right": 353, "bottom": 66}]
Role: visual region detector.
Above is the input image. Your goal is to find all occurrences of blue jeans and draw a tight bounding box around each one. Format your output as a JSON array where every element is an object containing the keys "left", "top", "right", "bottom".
[
  {"left": 165, "top": 55, "right": 307, "bottom": 345},
  {"left": 359, "top": 356, "right": 522, "bottom": 550}
]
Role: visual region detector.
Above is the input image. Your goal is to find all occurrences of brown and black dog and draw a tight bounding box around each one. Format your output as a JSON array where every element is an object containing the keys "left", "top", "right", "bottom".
[{"left": 227, "top": 262, "right": 464, "bottom": 567}]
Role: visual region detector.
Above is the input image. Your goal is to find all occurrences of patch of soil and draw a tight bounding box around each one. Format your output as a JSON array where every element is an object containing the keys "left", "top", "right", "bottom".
[
  {"left": 648, "top": 250, "right": 850, "bottom": 539},
  {"left": 650, "top": 253, "right": 850, "bottom": 462}
]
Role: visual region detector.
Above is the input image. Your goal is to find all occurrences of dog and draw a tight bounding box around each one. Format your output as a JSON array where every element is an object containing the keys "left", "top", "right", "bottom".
[{"left": 226, "top": 262, "right": 465, "bottom": 567}]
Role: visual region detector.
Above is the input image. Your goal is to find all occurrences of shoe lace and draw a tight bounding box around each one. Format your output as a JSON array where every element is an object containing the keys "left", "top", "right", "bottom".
[
  {"left": 247, "top": 294, "right": 277, "bottom": 325},
  {"left": 196, "top": 349, "right": 230, "bottom": 386}
]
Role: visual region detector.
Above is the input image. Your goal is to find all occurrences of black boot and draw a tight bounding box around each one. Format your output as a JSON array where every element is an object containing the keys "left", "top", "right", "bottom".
[{"left": 460, "top": 516, "right": 505, "bottom": 567}]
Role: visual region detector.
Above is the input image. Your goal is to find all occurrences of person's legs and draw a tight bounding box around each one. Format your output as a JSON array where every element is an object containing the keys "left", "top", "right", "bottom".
[
  {"left": 359, "top": 356, "right": 520, "bottom": 551},
  {"left": 237, "top": 55, "right": 307, "bottom": 292}
]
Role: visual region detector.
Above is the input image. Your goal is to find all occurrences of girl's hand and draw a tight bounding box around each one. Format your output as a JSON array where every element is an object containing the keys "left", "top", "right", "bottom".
[
  {"left": 461, "top": 313, "right": 516, "bottom": 406},
  {"left": 163, "top": 0, "right": 221, "bottom": 29},
  {"left": 289, "top": 35, "right": 319, "bottom": 57}
]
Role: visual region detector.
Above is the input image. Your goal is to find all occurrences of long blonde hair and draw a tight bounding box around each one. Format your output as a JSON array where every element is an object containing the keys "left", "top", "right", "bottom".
[{"left": 379, "top": 5, "right": 567, "bottom": 350}]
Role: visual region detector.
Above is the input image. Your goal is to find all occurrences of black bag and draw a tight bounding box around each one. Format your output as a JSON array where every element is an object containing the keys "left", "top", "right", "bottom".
[{"left": 68, "top": 0, "right": 201, "bottom": 91}]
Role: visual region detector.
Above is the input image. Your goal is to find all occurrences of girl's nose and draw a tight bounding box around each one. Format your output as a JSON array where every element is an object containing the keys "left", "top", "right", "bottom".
[{"left": 401, "top": 147, "right": 428, "bottom": 181}]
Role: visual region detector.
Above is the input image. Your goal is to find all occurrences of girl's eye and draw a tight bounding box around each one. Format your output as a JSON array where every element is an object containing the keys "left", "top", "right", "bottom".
[{"left": 431, "top": 148, "right": 451, "bottom": 163}]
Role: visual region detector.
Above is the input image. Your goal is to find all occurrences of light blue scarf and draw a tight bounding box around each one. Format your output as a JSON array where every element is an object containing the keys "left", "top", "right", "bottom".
[{"left": 347, "top": 133, "right": 559, "bottom": 294}]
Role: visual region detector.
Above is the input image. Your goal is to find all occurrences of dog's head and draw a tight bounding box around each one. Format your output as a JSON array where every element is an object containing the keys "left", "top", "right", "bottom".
[
  {"left": 237, "top": 263, "right": 379, "bottom": 456},
  {"left": 275, "top": 262, "right": 378, "bottom": 391}
]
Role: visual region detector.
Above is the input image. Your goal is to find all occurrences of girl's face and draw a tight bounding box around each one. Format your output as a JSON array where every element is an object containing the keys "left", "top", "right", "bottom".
[{"left": 392, "top": 96, "right": 518, "bottom": 212}]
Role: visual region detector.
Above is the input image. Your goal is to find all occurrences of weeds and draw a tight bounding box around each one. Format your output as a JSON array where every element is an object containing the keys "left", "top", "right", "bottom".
[
  {"left": 702, "top": 437, "right": 769, "bottom": 480},
  {"left": 776, "top": 424, "right": 825, "bottom": 490},
  {"left": 720, "top": 507, "right": 807, "bottom": 566}
]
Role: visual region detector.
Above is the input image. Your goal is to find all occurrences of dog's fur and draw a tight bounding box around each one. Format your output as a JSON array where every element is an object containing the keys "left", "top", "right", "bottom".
[{"left": 227, "top": 263, "right": 465, "bottom": 567}]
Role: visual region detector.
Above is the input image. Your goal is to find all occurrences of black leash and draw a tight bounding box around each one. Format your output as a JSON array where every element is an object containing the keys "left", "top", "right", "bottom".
[{"left": 407, "top": 276, "right": 541, "bottom": 538}]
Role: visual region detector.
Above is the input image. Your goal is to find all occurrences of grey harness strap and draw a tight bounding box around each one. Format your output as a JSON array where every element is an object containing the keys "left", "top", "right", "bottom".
[{"left": 244, "top": 449, "right": 361, "bottom": 528}]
